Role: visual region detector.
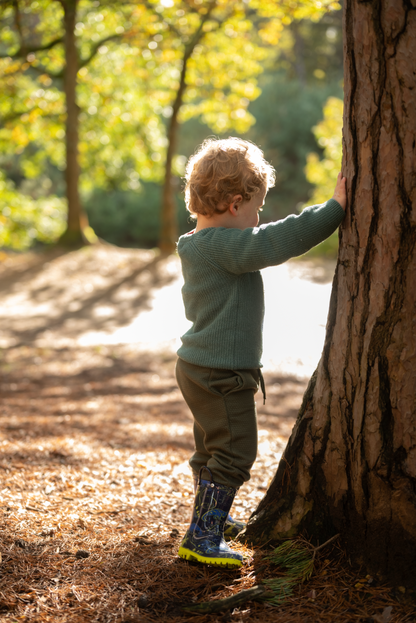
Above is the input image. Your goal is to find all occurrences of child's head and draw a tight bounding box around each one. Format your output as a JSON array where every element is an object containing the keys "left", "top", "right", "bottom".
[{"left": 184, "top": 137, "right": 275, "bottom": 219}]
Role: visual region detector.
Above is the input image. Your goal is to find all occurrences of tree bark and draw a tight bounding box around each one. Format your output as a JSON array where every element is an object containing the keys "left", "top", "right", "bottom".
[
  {"left": 59, "top": 0, "right": 89, "bottom": 246},
  {"left": 244, "top": 0, "right": 416, "bottom": 589}
]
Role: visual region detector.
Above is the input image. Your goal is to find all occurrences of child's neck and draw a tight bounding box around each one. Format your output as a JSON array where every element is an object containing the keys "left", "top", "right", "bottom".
[{"left": 195, "top": 212, "right": 235, "bottom": 232}]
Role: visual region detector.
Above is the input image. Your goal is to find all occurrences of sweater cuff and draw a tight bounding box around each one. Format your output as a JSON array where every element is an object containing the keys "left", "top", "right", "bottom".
[{"left": 325, "top": 197, "right": 345, "bottom": 219}]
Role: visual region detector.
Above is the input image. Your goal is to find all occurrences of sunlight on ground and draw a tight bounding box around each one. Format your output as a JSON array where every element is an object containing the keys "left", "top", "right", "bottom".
[
  {"left": 79, "top": 276, "right": 190, "bottom": 352},
  {"left": 262, "top": 261, "right": 334, "bottom": 375},
  {"left": 1, "top": 250, "right": 335, "bottom": 377},
  {"left": 79, "top": 257, "right": 335, "bottom": 377}
]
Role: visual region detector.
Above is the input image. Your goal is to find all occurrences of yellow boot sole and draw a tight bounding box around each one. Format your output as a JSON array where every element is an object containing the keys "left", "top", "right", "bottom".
[{"left": 178, "top": 546, "right": 242, "bottom": 569}]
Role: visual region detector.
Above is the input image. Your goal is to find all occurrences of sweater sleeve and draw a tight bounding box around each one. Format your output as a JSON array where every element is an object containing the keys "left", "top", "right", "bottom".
[{"left": 196, "top": 198, "right": 345, "bottom": 275}]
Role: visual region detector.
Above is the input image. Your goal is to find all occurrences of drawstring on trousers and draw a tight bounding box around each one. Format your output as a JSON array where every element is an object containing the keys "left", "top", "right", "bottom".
[{"left": 258, "top": 369, "right": 266, "bottom": 405}]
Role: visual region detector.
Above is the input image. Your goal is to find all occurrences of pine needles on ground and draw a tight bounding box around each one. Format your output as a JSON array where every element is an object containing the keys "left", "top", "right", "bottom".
[
  {"left": 262, "top": 540, "right": 315, "bottom": 606},
  {"left": 183, "top": 536, "right": 341, "bottom": 614}
]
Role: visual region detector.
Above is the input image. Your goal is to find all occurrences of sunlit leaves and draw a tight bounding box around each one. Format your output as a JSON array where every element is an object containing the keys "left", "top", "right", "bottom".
[
  {"left": 0, "top": 171, "right": 66, "bottom": 250},
  {"left": 250, "top": 0, "right": 341, "bottom": 21},
  {"left": 302, "top": 95, "right": 343, "bottom": 257},
  {"left": 305, "top": 96, "right": 343, "bottom": 204},
  {"left": 76, "top": 40, "right": 167, "bottom": 190}
]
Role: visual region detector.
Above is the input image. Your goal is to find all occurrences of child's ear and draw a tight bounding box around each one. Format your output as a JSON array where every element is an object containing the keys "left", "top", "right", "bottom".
[{"left": 229, "top": 194, "right": 243, "bottom": 216}]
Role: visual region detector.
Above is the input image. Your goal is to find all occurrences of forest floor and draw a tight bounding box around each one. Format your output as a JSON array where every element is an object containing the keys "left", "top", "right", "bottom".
[{"left": 0, "top": 246, "right": 415, "bottom": 623}]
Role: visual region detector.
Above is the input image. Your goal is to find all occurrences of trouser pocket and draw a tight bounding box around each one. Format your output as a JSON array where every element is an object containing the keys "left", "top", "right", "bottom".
[{"left": 208, "top": 368, "right": 260, "bottom": 397}]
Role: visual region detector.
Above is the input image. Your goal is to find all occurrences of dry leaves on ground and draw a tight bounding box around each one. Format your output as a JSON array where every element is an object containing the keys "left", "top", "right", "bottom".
[{"left": 1, "top": 345, "right": 415, "bottom": 623}]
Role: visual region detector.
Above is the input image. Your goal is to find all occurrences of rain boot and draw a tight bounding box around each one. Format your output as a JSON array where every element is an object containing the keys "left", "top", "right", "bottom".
[
  {"left": 192, "top": 472, "right": 245, "bottom": 540},
  {"left": 178, "top": 468, "right": 243, "bottom": 568}
]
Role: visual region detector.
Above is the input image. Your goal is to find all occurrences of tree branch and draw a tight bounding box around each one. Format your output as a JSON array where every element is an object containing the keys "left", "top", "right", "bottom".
[
  {"left": 13, "top": 0, "right": 23, "bottom": 42},
  {"left": 139, "top": 0, "right": 181, "bottom": 38},
  {"left": 199, "top": 3, "right": 238, "bottom": 33},
  {"left": 78, "top": 33, "right": 121, "bottom": 69},
  {"left": 0, "top": 0, "right": 64, "bottom": 59},
  {"left": 0, "top": 33, "right": 122, "bottom": 81},
  {"left": 1, "top": 106, "right": 65, "bottom": 126},
  {"left": 178, "top": 0, "right": 218, "bottom": 66},
  {"left": 0, "top": 34, "right": 63, "bottom": 59},
  {"left": 183, "top": 585, "right": 268, "bottom": 614},
  {"left": 0, "top": 110, "right": 32, "bottom": 127},
  {"left": 27, "top": 36, "right": 64, "bottom": 55}
]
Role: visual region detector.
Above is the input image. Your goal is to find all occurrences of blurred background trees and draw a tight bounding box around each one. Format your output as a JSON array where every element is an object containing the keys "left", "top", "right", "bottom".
[{"left": 0, "top": 0, "right": 343, "bottom": 254}]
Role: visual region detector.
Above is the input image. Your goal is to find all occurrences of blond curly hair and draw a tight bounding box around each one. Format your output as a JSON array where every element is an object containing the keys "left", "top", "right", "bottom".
[{"left": 184, "top": 137, "right": 275, "bottom": 218}]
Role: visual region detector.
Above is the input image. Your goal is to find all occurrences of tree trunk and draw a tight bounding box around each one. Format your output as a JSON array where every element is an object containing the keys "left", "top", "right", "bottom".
[
  {"left": 159, "top": 63, "right": 186, "bottom": 254},
  {"left": 159, "top": 0, "right": 217, "bottom": 254},
  {"left": 59, "top": 0, "right": 89, "bottom": 246},
  {"left": 244, "top": 0, "right": 416, "bottom": 588}
]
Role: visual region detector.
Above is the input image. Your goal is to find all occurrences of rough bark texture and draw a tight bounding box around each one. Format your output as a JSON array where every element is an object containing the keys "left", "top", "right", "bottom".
[
  {"left": 60, "top": 0, "right": 89, "bottom": 246},
  {"left": 244, "top": 0, "right": 416, "bottom": 588}
]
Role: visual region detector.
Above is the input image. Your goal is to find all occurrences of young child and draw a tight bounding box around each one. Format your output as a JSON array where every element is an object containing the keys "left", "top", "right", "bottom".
[{"left": 175, "top": 137, "right": 346, "bottom": 569}]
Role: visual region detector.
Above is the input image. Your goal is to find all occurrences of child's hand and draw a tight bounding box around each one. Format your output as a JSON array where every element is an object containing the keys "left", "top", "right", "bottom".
[{"left": 332, "top": 172, "right": 347, "bottom": 211}]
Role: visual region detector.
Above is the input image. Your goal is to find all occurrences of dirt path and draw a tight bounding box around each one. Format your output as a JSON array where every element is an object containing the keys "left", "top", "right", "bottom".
[
  {"left": 1, "top": 247, "right": 413, "bottom": 622},
  {"left": 0, "top": 245, "right": 336, "bottom": 375}
]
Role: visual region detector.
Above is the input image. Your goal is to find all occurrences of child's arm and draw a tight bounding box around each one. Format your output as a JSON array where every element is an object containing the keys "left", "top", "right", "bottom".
[{"left": 197, "top": 193, "right": 346, "bottom": 274}]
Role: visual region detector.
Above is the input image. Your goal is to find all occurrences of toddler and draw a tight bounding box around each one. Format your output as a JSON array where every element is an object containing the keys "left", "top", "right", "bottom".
[{"left": 175, "top": 137, "right": 346, "bottom": 568}]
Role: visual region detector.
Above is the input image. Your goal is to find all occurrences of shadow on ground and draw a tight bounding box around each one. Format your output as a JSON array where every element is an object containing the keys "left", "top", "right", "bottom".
[{"left": 0, "top": 246, "right": 177, "bottom": 347}]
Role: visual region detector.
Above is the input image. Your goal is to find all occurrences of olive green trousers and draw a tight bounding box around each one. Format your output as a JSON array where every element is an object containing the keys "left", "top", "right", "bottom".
[{"left": 175, "top": 358, "right": 261, "bottom": 489}]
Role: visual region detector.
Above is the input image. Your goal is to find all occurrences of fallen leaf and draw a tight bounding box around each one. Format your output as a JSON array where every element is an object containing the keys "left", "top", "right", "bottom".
[{"left": 373, "top": 606, "right": 393, "bottom": 623}]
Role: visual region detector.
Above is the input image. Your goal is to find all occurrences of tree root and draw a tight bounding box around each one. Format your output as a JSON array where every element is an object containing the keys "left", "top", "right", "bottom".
[{"left": 182, "top": 585, "right": 268, "bottom": 614}]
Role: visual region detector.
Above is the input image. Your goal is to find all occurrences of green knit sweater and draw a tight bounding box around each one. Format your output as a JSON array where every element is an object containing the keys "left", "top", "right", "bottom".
[{"left": 177, "top": 198, "right": 344, "bottom": 370}]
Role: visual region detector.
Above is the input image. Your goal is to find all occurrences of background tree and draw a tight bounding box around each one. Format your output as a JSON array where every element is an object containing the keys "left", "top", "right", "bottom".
[
  {"left": 155, "top": 0, "right": 266, "bottom": 252},
  {"left": 157, "top": 0, "right": 263, "bottom": 253},
  {"left": 244, "top": 0, "right": 416, "bottom": 588},
  {"left": 0, "top": 0, "right": 158, "bottom": 246},
  {"left": 155, "top": 0, "right": 341, "bottom": 252}
]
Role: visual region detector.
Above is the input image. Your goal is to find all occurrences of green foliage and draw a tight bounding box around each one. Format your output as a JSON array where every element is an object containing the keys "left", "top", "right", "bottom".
[
  {"left": 245, "top": 77, "right": 343, "bottom": 220},
  {"left": 0, "top": 170, "right": 66, "bottom": 250},
  {"left": 272, "top": 7, "right": 343, "bottom": 85},
  {"left": 241, "top": 5, "right": 343, "bottom": 228},
  {"left": 305, "top": 96, "right": 343, "bottom": 204},
  {"left": 302, "top": 95, "right": 343, "bottom": 258},
  {"left": 84, "top": 183, "right": 191, "bottom": 248}
]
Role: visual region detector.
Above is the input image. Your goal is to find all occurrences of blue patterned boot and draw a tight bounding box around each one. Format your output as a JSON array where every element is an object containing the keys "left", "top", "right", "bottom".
[
  {"left": 192, "top": 472, "right": 246, "bottom": 540},
  {"left": 178, "top": 468, "right": 243, "bottom": 568}
]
